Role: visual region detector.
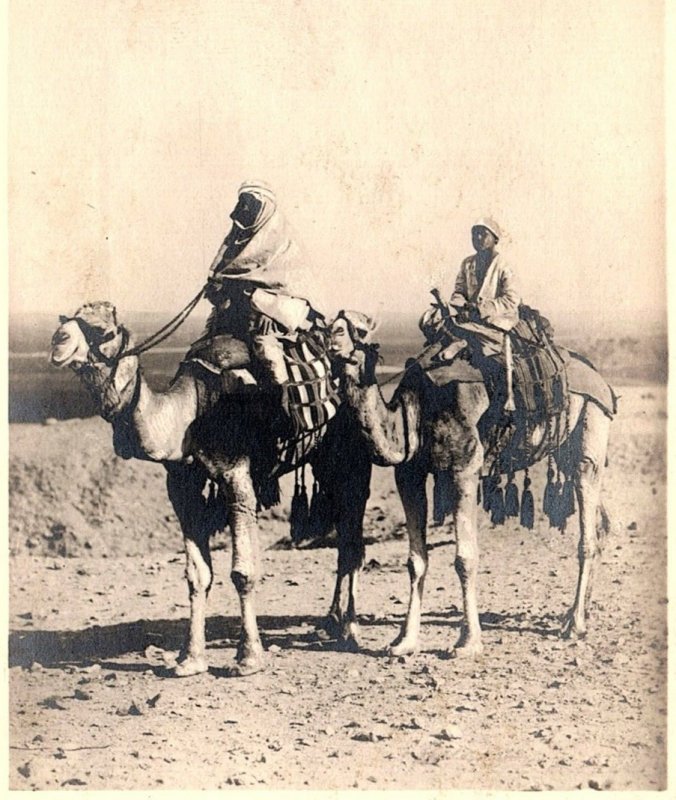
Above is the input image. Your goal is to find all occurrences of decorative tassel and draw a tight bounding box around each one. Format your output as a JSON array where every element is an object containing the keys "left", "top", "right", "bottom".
[
  {"left": 520, "top": 472, "right": 535, "bottom": 530},
  {"left": 290, "top": 482, "right": 310, "bottom": 543},
  {"left": 504, "top": 474, "right": 520, "bottom": 517},
  {"left": 543, "top": 467, "right": 556, "bottom": 519},
  {"left": 308, "top": 480, "right": 334, "bottom": 539},
  {"left": 482, "top": 475, "right": 496, "bottom": 512},
  {"left": 258, "top": 477, "right": 280, "bottom": 510},
  {"left": 490, "top": 481, "right": 505, "bottom": 525},
  {"left": 548, "top": 478, "right": 564, "bottom": 529}
]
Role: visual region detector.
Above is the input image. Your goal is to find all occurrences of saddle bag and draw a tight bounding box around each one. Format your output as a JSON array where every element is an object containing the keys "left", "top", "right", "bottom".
[{"left": 510, "top": 305, "right": 569, "bottom": 419}]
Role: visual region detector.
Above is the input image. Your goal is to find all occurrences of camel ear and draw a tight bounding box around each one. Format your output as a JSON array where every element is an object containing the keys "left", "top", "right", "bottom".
[
  {"left": 336, "top": 310, "right": 379, "bottom": 344},
  {"left": 73, "top": 301, "right": 118, "bottom": 336},
  {"left": 357, "top": 315, "right": 379, "bottom": 342}
]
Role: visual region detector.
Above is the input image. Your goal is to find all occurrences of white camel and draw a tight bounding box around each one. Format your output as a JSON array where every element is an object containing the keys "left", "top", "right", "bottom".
[{"left": 50, "top": 301, "right": 372, "bottom": 676}]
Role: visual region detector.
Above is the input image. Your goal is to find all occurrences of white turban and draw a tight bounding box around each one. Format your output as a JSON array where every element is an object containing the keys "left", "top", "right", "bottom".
[{"left": 472, "top": 217, "right": 503, "bottom": 240}]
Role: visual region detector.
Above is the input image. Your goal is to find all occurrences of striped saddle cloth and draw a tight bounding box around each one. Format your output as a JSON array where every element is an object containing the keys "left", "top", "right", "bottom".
[{"left": 281, "top": 332, "right": 341, "bottom": 435}]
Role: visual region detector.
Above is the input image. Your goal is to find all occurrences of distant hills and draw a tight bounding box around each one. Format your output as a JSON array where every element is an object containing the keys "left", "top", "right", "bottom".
[{"left": 8, "top": 311, "right": 210, "bottom": 355}]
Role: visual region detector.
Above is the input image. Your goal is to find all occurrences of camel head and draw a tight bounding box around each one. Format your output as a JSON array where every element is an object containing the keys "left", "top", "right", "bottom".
[
  {"left": 329, "top": 310, "right": 380, "bottom": 388},
  {"left": 50, "top": 301, "right": 139, "bottom": 421},
  {"left": 50, "top": 301, "right": 127, "bottom": 369}
]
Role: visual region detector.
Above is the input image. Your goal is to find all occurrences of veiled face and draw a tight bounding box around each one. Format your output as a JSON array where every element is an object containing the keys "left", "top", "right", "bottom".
[{"left": 229, "top": 192, "right": 263, "bottom": 230}]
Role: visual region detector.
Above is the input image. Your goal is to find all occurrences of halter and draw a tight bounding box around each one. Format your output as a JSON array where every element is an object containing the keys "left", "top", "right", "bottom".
[
  {"left": 59, "top": 314, "right": 120, "bottom": 367},
  {"left": 60, "top": 318, "right": 140, "bottom": 421}
]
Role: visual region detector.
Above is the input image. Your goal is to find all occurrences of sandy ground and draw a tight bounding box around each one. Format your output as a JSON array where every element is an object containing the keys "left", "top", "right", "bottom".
[{"left": 8, "top": 385, "right": 668, "bottom": 791}]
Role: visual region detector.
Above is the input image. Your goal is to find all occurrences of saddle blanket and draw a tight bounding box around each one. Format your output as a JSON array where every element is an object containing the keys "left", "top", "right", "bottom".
[
  {"left": 281, "top": 333, "right": 340, "bottom": 434},
  {"left": 423, "top": 350, "right": 616, "bottom": 418},
  {"left": 182, "top": 332, "right": 340, "bottom": 435}
]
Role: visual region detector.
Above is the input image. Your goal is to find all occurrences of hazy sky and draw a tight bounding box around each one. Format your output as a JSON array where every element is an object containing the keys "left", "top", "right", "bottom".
[{"left": 8, "top": 0, "right": 666, "bottom": 334}]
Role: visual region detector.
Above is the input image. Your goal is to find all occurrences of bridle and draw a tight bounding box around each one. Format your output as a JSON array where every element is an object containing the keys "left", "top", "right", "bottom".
[
  {"left": 58, "top": 288, "right": 205, "bottom": 420},
  {"left": 62, "top": 316, "right": 141, "bottom": 422}
]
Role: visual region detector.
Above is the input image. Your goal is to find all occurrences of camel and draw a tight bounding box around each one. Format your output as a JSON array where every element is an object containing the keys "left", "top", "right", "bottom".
[
  {"left": 49, "top": 301, "right": 372, "bottom": 677},
  {"left": 329, "top": 312, "right": 614, "bottom": 659}
]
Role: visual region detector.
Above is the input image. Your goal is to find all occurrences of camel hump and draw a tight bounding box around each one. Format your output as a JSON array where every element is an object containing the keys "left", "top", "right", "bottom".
[{"left": 567, "top": 352, "right": 617, "bottom": 417}]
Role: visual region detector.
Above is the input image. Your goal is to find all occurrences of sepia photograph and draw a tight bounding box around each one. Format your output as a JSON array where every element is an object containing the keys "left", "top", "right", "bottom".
[{"left": 7, "top": 0, "right": 670, "bottom": 793}]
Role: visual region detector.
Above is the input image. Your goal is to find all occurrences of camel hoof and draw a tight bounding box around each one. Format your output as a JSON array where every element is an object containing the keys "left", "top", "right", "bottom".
[
  {"left": 315, "top": 615, "right": 342, "bottom": 641},
  {"left": 450, "top": 641, "right": 483, "bottom": 660},
  {"left": 337, "top": 635, "right": 359, "bottom": 654},
  {"left": 338, "top": 622, "right": 360, "bottom": 652},
  {"left": 560, "top": 615, "right": 587, "bottom": 640},
  {"left": 172, "top": 656, "right": 209, "bottom": 677},
  {"left": 387, "top": 639, "right": 418, "bottom": 657},
  {"left": 229, "top": 655, "right": 267, "bottom": 677}
]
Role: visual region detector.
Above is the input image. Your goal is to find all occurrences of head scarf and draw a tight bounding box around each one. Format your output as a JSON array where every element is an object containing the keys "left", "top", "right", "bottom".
[
  {"left": 237, "top": 181, "right": 278, "bottom": 234},
  {"left": 209, "top": 182, "right": 318, "bottom": 304}
]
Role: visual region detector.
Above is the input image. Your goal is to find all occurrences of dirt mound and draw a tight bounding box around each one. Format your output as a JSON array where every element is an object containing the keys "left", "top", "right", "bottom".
[
  {"left": 8, "top": 418, "right": 407, "bottom": 559},
  {"left": 9, "top": 419, "right": 186, "bottom": 558}
]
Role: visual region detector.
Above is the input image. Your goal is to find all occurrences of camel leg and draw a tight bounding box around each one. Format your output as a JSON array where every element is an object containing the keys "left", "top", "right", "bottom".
[
  {"left": 222, "top": 460, "right": 267, "bottom": 676},
  {"left": 340, "top": 569, "right": 360, "bottom": 652},
  {"left": 389, "top": 460, "right": 428, "bottom": 656},
  {"left": 316, "top": 511, "right": 368, "bottom": 647},
  {"left": 335, "top": 475, "right": 369, "bottom": 652},
  {"left": 562, "top": 403, "right": 610, "bottom": 639},
  {"left": 165, "top": 465, "right": 212, "bottom": 677},
  {"left": 315, "top": 573, "right": 345, "bottom": 641},
  {"left": 452, "top": 467, "right": 484, "bottom": 657}
]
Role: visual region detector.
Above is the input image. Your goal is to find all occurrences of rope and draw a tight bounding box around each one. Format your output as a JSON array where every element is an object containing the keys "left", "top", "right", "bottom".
[
  {"left": 376, "top": 343, "right": 438, "bottom": 387},
  {"left": 120, "top": 287, "right": 206, "bottom": 359}
]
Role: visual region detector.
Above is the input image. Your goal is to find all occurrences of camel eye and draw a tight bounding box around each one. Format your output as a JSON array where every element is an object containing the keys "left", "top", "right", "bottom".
[{"left": 51, "top": 329, "right": 70, "bottom": 345}]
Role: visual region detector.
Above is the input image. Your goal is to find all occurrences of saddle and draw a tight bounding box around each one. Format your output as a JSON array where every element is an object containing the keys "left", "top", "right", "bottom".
[
  {"left": 181, "top": 331, "right": 340, "bottom": 437},
  {"left": 421, "top": 304, "right": 569, "bottom": 424},
  {"left": 507, "top": 305, "right": 569, "bottom": 420}
]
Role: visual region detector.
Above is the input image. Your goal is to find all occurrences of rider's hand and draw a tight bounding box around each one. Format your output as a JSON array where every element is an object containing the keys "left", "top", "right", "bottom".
[
  {"left": 205, "top": 275, "right": 225, "bottom": 303},
  {"left": 456, "top": 305, "right": 472, "bottom": 324}
]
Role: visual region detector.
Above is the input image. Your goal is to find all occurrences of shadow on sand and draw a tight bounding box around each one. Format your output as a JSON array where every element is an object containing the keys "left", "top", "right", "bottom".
[
  {"left": 9, "top": 614, "right": 324, "bottom": 669},
  {"left": 10, "top": 605, "right": 562, "bottom": 671}
]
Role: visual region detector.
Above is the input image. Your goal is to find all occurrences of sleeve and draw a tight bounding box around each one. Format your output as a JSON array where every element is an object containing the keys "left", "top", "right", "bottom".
[
  {"left": 449, "top": 260, "right": 470, "bottom": 308},
  {"left": 478, "top": 264, "right": 520, "bottom": 319}
]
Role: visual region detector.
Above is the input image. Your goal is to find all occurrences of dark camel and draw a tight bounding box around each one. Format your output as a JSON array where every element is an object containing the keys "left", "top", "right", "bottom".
[{"left": 330, "top": 313, "right": 612, "bottom": 658}]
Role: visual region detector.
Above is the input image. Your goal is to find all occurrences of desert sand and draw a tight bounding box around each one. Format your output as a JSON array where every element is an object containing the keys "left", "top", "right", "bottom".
[{"left": 8, "top": 384, "right": 667, "bottom": 790}]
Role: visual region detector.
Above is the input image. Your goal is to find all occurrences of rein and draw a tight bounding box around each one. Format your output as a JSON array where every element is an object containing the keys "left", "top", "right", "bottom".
[
  {"left": 375, "top": 344, "right": 438, "bottom": 388},
  {"left": 119, "top": 287, "right": 205, "bottom": 358}
]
